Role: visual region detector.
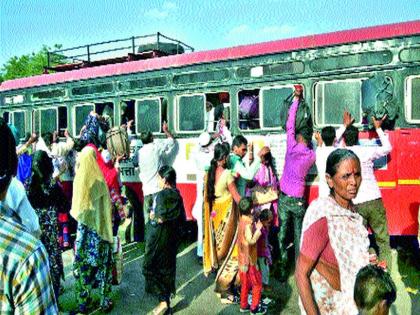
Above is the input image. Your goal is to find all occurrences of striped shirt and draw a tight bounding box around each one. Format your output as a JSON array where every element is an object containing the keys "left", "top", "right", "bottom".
[{"left": 0, "top": 213, "right": 58, "bottom": 314}]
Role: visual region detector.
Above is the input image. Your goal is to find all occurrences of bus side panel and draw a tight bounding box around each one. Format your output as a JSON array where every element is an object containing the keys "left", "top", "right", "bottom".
[
  {"left": 177, "top": 183, "right": 196, "bottom": 221},
  {"left": 391, "top": 129, "right": 420, "bottom": 235}
]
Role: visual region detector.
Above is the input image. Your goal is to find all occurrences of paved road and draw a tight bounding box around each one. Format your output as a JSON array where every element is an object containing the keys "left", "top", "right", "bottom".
[{"left": 59, "top": 240, "right": 419, "bottom": 314}]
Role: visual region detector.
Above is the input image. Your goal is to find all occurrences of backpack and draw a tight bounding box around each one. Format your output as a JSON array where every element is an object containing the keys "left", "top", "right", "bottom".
[
  {"left": 362, "top": 74, "right": 398, "bottom": 126},
  {"left": 279, "top": 94, "right": 313, "bottom": 132}
]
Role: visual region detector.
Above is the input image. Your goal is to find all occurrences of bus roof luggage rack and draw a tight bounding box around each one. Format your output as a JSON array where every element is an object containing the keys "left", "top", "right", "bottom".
[{"left": 44, "top": 32, "right": 194, "bottom": 73}]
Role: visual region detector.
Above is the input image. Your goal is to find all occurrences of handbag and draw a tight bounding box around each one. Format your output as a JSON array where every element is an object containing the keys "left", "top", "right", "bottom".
[
  {"left": 251, "top": 185, "right": 278, "bottom": 205},
  {"left": 112, "top": 236, "right": 123, "bottom": 285}
]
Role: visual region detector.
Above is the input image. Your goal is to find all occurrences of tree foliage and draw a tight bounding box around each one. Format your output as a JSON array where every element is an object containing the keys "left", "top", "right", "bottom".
[{"left": 0, "top": 44, "right": 67, "bottom": 82}]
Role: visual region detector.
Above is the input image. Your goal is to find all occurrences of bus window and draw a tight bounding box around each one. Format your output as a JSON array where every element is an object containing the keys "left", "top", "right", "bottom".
[
  {"left": 205, "top": 92, "right": 230, "bottom": 132},
  {"left": 177, "top": 94, "right": 205, "bottom": 132},
  {"left": 315, "top": 79, "right": 362, "bottom": 126},
  {"left": 406, "top": 75, "right": 420, "bottom": 123},
  {"left": 238, "top": 89, "right": 260, "bottom": 130},
  {"left": 40, "top": 108, "right": 58, "bottom": 134},
  {"left": 261, "top": 86, "right": 294, "bottom": 129},
  {"left": 120, "top": 100, "right": 135, "bottom": 127},
  {"left": 74, "top": 104, "right": 94, "bottom": 136},
  {"left": 58, "top": 106, "right": 68, "bottom": 137},
  {"left": 95, "top": 102, "right": 114, "bottom": 127},
  {"left": 135, "top": 98, "right": 163, "bottom": 133},
  {"left": 11, "top": 111, "right": 26, "bottom": 139},
  {"left": 2, "top": 112, "right": 10, "bottom": 123}
]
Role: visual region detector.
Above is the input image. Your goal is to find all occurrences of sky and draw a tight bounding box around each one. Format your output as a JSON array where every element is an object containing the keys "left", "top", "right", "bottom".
[{"left": 0, "top": 0, "right": 419, "bottom": 66}]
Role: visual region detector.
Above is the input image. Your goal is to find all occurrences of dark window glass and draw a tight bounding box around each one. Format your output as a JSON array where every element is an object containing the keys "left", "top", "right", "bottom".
[
  {"left": 262, "top": 87, "right": 293, "bottom": 128},
  {"left": 32, "top": 89, "right": 65, "bottom": 100},
  {"left": 136, "top": 99, "right": 161, "bottom": 133},
  {"left": 310, "top": 51, "right": 392, "bottom": 72},
  {"left": 2, "top": 112, "right": 10, "bottom": 123},
  {"left": 315, "top": 80, "right": 361, "bottom": 125},
  {"left": 58, "top": 107, "right": 68, "bottom": 137},
  {"left": 95, "top": 102, "right": 114, "bottom": 127},
  {"left": 40, "top": 109, "right": 58, "bottom": 134},
  {"left": 410, "top": 77, "right": 420, "bottom": 120},
  {"left": 118, "top": 77, "right": 167, "bottom": 91},
  {"left": 173, "top": 69, "right": 229, "bottom": 85},
  {"left": 236, "top": 61, "right": 304, "bottom": 78},
  {"left": 72, "top": 83, "right": 113, "bottom": 96},
  {"left": 12, "top": 112, "right": 25, "bottom": 139},
  {"left": 75, "top": 105, "right": 94, "bottom": 135},
  {"left": 400, "top": 47, "right": 420, "bottom": 63},
  {"left": 178, "top": 95, "right": 205, "bottom": 131}
]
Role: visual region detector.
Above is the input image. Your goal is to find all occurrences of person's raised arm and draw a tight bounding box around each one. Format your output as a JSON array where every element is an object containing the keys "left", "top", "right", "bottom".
[
  {"left": 16, "top": 133, "right": 37, "bottom": 156},
  {"left": 285, "top": 99, "right": 299, "bottom": 148},
  {"left": 157, "top": 122, "right": 175, "bottom": 156},
  {"left": 336, "top": 111, "right": 354, "bottom": 145},
  {"left": 162, "top": 121, "right": 173, "bottom": 139}
]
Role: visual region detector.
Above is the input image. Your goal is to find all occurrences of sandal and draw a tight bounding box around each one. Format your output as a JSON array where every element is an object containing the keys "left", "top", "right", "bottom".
[
  {"left": 152, "top": 303, "right": 169, "bottom": 315},
  {"left": 100, "top": 301, "right": 114, "bottom": 313},
  {"left": 220, "top": 294, "right": 240, "bottom": 304}
]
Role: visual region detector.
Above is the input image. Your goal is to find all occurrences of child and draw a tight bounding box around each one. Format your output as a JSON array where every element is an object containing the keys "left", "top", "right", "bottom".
[
  {"left": 354, "top": 265, "right": 396, "bottom": 315},
  {"left": 238, "top": 197, "right": 267, "bottom": 314},
  {"left": 257, "top": 209, "right": 273, "bottom": 293}
]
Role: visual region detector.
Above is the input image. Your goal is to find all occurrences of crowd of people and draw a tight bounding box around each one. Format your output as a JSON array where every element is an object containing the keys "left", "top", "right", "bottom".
[{"left": 0, "top": 83, "right": 410, "bottom": 315}]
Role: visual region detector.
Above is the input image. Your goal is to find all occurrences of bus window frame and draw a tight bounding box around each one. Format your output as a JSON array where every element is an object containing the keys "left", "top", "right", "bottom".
[
  {"left": 72, "top": 102, "right": 95, "bottom": 137},
  {"left": 37, "top": 107, "right": 59, "bottom": 135},
  {"left": 9, "top": 110, "right": 26, "bottom": 140},
  {"left": 260, "top": 84, "right": 296, "bottom": 130},
  {"left": 405, "top": 74, "right": 420, "bottom": 124},
  {"left": 175, "top": 93, "right": 206, "bottom": 134},
  {"left": 134, "top": 96, "right": 163, "bottom": 135},
  {"left": 314, "top": 77, "right": 366, "bottom": 128}
]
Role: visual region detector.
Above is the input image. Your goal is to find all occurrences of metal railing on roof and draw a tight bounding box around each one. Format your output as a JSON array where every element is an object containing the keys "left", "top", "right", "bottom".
[{"left": 46, "top": 32, "right": 194, "bottom": 71}]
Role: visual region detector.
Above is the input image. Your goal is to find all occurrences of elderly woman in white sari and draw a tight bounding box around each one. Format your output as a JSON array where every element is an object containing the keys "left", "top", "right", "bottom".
[{"left": 295, "top": 149, "right": 370, "bottom": 315}]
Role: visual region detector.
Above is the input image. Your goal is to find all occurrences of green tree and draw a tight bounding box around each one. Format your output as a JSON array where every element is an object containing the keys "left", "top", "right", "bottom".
[{"left": 0, "top": 44, "right": 67, "bottom": 82}]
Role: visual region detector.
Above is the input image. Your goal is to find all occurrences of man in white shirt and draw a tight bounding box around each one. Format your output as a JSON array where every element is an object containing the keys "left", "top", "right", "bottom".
[
  {"left": 138, "top": 122, "right": 175, "bottom": 226},
  {"left": 340, "top": 114, "right": 392, "bottom": 267}
]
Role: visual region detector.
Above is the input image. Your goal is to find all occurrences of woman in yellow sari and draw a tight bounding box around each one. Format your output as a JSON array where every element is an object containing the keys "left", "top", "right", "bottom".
[
  {"left": 71, "top": 146, "right": 114, "bottom": 313},
  {"left": 203, "top": 143, "right": 241, "bottom": 303}
]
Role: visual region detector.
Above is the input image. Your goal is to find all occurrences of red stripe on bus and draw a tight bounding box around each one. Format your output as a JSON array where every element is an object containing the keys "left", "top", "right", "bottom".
[{"left": 1, "top": 20, "right": 419, "bottom": 92}]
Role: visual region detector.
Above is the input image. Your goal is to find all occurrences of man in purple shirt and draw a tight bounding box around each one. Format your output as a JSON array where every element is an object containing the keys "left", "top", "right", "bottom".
[{"left": 278, "top": 85, "right": 315, "bottom": 281}]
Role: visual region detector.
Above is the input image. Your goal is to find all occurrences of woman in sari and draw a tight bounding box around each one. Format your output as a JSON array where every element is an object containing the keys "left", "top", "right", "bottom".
[
  {"left": 143, "top": 165, "right": 185, "bottom": 315},
  {"left": 87, "top": 144, "right": 126, "bottom": 235},
  {"left": 295, "top": 149, "right": 370, "bottom": 315},
  {"left": 25, "top": 150, "right": 66, "bottom": 299},
  {"left": 70, "top": 146, "right": 114, "bottom": 313},
  {"left": 203, "top": 143, "right": 241, "bottom": 303}
]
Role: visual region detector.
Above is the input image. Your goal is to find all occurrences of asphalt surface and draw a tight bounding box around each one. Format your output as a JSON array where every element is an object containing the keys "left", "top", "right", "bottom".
[{"left": 58, "top": 235, "right": 420, "bottom": 315}]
